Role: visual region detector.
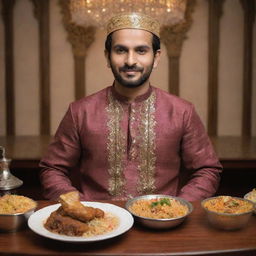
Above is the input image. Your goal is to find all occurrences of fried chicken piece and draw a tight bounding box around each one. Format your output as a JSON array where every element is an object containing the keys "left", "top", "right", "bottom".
[
  {"left": 44, "top": 207, "right": 89, "bottom": 236},
  {"left": 59, "top": 191, "right": 104, "bottom": 222}
]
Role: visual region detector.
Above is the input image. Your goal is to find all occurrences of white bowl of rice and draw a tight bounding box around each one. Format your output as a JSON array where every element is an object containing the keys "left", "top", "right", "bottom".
[
  {"left": 0, "top": 194, "right": 37, "bottom": 232},
  {"left": 125, "top": 195, "right": 193, "bottom": 229}
]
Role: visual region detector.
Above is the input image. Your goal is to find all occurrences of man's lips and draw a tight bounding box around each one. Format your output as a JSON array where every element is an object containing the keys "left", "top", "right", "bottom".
[
  {"left": 120, "top": 68, "right": 143, "bottom": 76},
  {"left": 123, "top": 70, "right": 137, "bottom": 75},
  {"left": 119, "top": 67, "right": 143, "bottom": 73}
]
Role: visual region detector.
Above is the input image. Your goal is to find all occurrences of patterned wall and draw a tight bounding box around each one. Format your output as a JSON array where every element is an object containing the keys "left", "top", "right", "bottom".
[{"left": 0, "top": 0, "right": 255, "bottom": 136}]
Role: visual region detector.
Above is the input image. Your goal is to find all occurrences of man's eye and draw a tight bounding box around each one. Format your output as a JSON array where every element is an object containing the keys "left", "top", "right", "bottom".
[
  {"left": 137, "top": 49, "right": 147, "bottom": 54},
  {"left": 115, "top": 48, "right": 126, "bottom": 54}
]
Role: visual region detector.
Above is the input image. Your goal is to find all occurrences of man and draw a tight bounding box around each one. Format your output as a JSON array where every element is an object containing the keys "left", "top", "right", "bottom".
[{"left": 40, "top": 13, "right": 222, "bottom": 202}]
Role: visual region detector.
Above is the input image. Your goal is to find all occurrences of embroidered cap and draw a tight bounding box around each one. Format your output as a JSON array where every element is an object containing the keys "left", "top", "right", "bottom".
[{"left": 106, "top": 13, "right": 160, "bottom": 38}]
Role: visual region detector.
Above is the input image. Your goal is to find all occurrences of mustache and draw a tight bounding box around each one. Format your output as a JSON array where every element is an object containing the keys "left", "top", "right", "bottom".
[{"left": 119, "top": 65, "right": 143, "bottom": 72}]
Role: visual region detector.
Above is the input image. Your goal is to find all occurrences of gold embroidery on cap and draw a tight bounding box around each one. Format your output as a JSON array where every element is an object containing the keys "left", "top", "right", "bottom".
[{"left": 107, "top": 13, "right": 160, "bottom": 37}]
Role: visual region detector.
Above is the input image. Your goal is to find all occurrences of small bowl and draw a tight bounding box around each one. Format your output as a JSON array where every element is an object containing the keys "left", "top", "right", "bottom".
[
  {"left": 201, "top": 196, "right": 254, "bottom": 230},
  {"left": 0, "top": 195, "right": 37, "bottom": 232},
  {"left": 244, "top": 189, "right": 256, "bottom": 214},
  {"left": 0, "top": 207, "right": 37, "bottom": 232},
  {"left": 125, "top": 194, "right": 193, "bottom": 229}
]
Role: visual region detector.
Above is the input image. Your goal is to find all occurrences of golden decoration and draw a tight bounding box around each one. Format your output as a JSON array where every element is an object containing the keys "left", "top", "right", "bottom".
[
  {"left": 106, "top": 92, "right": 126, "bottom": 197},
  {"left": 160, "top": 0, "right": 196, "bottom": 57},
  {"left": 69, "top": 0, "right": 187, "bottom": 29},
  {"left": 137, "top": 91, "right": 157, "bottom": 194},
  {"left": 58, "top": 0, "right": 96, "bottom": 57},
  {"left": 106, "top": 12, "right": 160, "bottom": 37},
  {"left": 106, "top": 90, "right": 157, "bottom": 197}
]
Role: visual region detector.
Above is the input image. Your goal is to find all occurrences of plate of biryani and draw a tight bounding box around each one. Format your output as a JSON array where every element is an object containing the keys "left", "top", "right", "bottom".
[
  {"left": 201, "top": 195, "right": 254, "bottom": 230},
  {"left": 28, "top": 192, "right": 134, "bottom": 242},
  {"left": 0, "top": 194, "right": 37, "bottom": 232},
  {"left": 126, "top": 195, "right": 193, "bottom": 229}
]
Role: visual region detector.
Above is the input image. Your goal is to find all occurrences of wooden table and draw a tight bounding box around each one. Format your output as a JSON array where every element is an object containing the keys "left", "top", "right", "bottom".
[{"left": 0, "top": 201, "right": 255, "bottom": 256}]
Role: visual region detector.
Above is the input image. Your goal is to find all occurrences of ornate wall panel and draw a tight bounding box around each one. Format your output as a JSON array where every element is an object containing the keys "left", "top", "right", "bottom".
[
  {"left": 2, "top": 0, "right": 15, "bottom": 135},
  {"left": 240, "top": 0, "right": 255, "bottom": 137},
  {"left": 0, "top": 0, "right": 255, "bottom": 136},
  {"left": 160, "top": 0, "right": 196, "bottom": 95},
  {"left": 31, "top": 0, "right": 50, "bottom": 135},
  {"left": 58, "top": 0, "right": 95, "bottom": 100},
  {"left": 207, "top": 0, "right": 224, "bottom": 136}
]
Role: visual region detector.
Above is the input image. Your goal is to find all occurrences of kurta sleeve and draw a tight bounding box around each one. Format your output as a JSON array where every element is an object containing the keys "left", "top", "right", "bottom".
[
  {"left": 177, "top": 105, "right": 222, "bottom": 201},
  {"left": 39, "top": 104, "right": 81, "bottom": 201}
]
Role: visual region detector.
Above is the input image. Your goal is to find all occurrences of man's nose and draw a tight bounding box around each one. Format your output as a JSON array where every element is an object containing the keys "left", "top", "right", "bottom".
[{"left": 125, "top": 51, "right": 137, "bottom": 66}]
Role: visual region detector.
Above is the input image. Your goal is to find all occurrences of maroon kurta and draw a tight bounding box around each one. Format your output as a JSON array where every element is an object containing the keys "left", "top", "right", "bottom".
[{"left": 40, "top": 86, "right": 222, "bottom": 201}]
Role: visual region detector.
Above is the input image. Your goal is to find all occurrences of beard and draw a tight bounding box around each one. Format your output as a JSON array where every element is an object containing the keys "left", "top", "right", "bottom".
[{"left": 109, "top": 61, "right": 154, "bottom": 88}]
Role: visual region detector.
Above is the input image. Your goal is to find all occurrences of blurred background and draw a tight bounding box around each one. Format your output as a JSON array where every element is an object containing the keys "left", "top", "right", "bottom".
[{"left": 0, "top": 0, "right": 255, "bottom": 137}]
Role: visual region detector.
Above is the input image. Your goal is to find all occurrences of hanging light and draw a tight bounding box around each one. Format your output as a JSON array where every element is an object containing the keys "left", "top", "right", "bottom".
[{"left": 69, "top": 0, "right": 187, "bottom": 28}]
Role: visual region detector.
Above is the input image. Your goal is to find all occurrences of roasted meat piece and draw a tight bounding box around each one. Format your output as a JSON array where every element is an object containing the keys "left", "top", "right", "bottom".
[
  {"left": 59, "top": 191, "right": 104, "bottom": 222},
  {"left": 45, "top": 191, "right": 106, "bottom": 236},
  {"left": 44, "top": 207, "right": 89, "bottom": 236}
]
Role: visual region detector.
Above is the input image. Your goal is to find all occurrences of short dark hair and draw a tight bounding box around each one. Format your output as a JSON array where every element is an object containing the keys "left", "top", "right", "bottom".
[{"left": 105, "top": 32, "right": 160, "bottom": 56}]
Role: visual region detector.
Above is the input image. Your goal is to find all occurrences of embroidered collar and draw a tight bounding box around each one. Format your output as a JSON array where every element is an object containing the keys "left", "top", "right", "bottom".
[{"left": 110, "top": 84, "right": 153, "bottom": 104}]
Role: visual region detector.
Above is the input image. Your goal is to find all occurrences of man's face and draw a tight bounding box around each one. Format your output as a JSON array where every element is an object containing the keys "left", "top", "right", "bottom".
[{"left": 105, "top": 29, "right": 160, "bottom": 88}]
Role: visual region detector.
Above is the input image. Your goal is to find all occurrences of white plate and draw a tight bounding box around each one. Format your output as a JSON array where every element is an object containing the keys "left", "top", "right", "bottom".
[
  {"left": 244, "top": 191, "right": 256, "bottom": 214},
  {"left": 28, "top": 202, "right": 134, "bottom": 242}
]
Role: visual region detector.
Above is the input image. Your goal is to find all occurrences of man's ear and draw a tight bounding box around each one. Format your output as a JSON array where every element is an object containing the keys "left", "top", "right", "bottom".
[
  {"left": 104, "top": 50, "right": 111, "bottom": 68},
  {"left": 153, "top": 49, "right": 161, "bottom": 69}
]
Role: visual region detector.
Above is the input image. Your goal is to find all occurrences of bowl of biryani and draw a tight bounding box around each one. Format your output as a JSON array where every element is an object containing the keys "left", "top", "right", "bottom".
[
  {"left": 244, "top": 188, "right": 256, "bottom": 214},
  {"left": 125, "top": 195, "right": 193, "bottom": 229},
  {"left": 201, "top": 195, "right": 254, "bottom": 230},
  {"left": 0, "top": 194, "right": 37, "bottom": 232}
]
